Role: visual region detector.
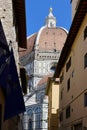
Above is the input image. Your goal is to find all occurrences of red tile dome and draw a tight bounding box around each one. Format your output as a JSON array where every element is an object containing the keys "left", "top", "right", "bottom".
[{"left": 35, "top": 26, "right": 68, "bottom": 51}]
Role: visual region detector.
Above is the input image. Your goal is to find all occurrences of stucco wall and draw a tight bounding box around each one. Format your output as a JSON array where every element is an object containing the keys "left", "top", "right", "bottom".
[
  {"left": 48, "top": 80, "right": 59, "bottom": 130},
  {"left": 72, "top": 0, "right": 80, "bottom": 20},
  {"left": 59, "top": 14, "right": 87, "bottom": 129}
]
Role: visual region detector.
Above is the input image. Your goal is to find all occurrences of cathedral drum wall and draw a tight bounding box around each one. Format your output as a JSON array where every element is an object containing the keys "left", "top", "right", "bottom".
[{"left": 20, "top": 7, "right": 68, "bottom": 130}]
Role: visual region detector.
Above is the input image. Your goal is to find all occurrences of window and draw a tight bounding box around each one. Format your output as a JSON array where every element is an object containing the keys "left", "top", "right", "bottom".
[
  {"left": 66, "top": 57, "right": 71, "bottom": 72},
  {"left": 67, "top": 78, "right": 70, "bottom": 91},
  {"left": 84, "top": 92, "right": 87, "bottom": 107},
  {"left": 59, "top": 112, "right": 63, "bottom": 122},
  {"left": 43, "top": 62, "right": 46, "bottom": 67},
  {"left": 72, "top": 70, "right": 75, "bottom": 77},
  {"left": 50, "top": 66, "right": 56, "bottom": 72},
  {"left": 84, "top": 53, "right": 87, "bottom": 68},
  {"left": 66, "top": 105, "right": 70, "bottom": 118},
  {"left": 39, "top": 68, "right": 41, "bottom": 73},
  {"left": 39, "top": 62, "right": 41, "bottom": 67},
  {"left": 50, "top": 62, "right": 57, "bottom": 73},
  {"left": 36, "top": 114, "right": 42, "bottom": 129},
  {"left": 84, "top": 26, "right": 87, "bottom": 40},
  {"left": 50, "top": 22, "right": 53, "bottom": 27},
  {"left": 74, "top": 123, "right": 82, "bottom": 130},
  {"left": 43, "top": 68, "right": 45, "bottom": 73},
  {"left": 29, "top": 119, "right": 32, "bottom": 130},
  {"left": 0, "top": 104, "right": 2, "bottom": 130}
]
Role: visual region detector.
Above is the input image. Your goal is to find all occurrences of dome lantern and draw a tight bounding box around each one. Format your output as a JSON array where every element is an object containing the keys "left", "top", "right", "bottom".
[{"left": 45, "top": 7, "right": 56, "bottom": 28}]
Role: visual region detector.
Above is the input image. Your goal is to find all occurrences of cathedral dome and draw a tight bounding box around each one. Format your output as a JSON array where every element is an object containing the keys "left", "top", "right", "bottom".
[
  {"left": 19, "top": 8, "right": 68, "bottom": 58},
  {"left": 19, "top": 26, "right": 67, "bottom": 58},
  {"left": 34, "top": 7, "right": 68, "bottom": 51},
  {"left": 35, "top": 26, "right": 68, "bottom": 51}
]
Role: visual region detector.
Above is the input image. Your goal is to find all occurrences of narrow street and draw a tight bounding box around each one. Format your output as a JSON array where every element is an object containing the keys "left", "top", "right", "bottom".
[{"left": 0, "top": 0, "right": 87, "bottom": 130}]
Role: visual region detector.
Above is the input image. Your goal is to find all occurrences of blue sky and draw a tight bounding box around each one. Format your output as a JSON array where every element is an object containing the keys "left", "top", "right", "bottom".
[{"left": 25, "top": 0, "right": 71, "bottom": 37}]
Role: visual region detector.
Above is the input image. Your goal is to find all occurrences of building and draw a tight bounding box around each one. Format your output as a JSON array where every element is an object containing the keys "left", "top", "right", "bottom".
[
  {"left": 23, "top": 76, "right": 49, "bottom": 130},
  {"left": 20, "top": 8, "right": 67, "bottom": 91},
  {"left": 19, "top": 8, "right": 67, "bottom": 130},
  {"left": 54, "top": 0, "right": 87, "bottom": 130},
  {"left": 0, "top": 0, "right": 26, "bottom": 130},
  {"left": 71, "top": 0, "right": 80, "bottom": 20},
  {"left": 46, "top": 77, "right": 59, "bottom": 130}
]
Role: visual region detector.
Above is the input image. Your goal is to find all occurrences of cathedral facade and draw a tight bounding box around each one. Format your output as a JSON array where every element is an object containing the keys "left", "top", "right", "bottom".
[{"left": 20, "top": 8, "right": 67, "bottom": 130}]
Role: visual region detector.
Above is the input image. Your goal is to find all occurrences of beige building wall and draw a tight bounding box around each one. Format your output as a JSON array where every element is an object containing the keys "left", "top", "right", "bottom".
[
  {"left": 52, "top": 82, "right": 59, "bottom": 113},
  {"left": 71, "top": 0, "right": 80, "bottom": 20},
  {"left": 46, "top": 79, "right": 59, "bottom": 130},
  {"left": 59, "top": 14, "right": 87, "bottom": 130}
]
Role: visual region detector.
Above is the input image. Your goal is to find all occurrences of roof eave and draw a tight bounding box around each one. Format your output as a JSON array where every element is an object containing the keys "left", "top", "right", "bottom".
[{"left": 13, "top": 0, "right": 27, "bottom": 48}]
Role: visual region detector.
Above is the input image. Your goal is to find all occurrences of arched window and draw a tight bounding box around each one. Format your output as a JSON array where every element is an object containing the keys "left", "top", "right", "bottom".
[{"left": 27, "top": 109, "right": 33, "bottom": 116}]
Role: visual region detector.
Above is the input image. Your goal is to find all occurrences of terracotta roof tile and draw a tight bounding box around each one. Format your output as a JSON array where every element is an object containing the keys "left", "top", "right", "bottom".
[
  {"left": 36, "top": 27, "right": 67, "bottom": 51},
  {"left": 19, "top": 33, "right": 37, "bottom": 57},
  {"left": 37, "top": 73, "right": 53, "bottom": 86},
  {"left": 19, "top": 26, "right": 67, "bottom": 58}
]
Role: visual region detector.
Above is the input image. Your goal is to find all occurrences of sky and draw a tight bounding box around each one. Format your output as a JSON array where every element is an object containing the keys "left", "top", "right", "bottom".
[{"left": 25, "top": 0, "right": 71, "bottom": 37}]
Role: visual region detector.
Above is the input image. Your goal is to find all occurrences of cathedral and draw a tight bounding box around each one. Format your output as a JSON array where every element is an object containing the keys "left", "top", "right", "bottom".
[{"left": 19, "top": 8, "right": 67, "bottom": 130}]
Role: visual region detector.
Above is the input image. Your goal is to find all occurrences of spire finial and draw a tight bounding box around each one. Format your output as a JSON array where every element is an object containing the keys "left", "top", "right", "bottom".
[{"left": 49, "top": 7, "right": 53, "bottom": 13}]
